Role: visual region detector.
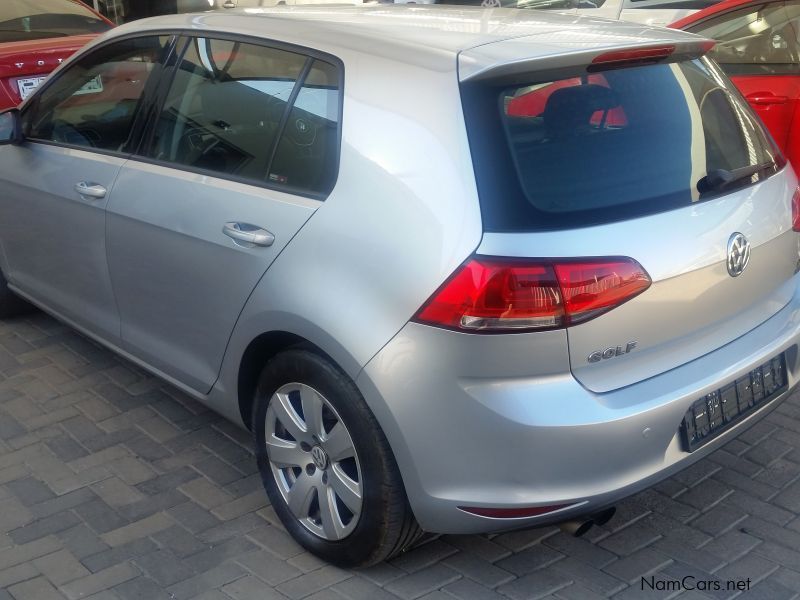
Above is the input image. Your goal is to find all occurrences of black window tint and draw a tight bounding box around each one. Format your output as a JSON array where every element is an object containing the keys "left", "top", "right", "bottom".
[
  {"left": 25, "top": 36, "right": 168, "bottom": 152},
  {"left": 148, "top": 37, "right": 341, "bottom": 197},
  {"left": 462, "top": 58, "right": 781, "bottom": 231},
  {"left": 269, "top": 59, "right": 341, "bottom": 195},
  {"left": 0, "top": 0, "right": 111, "bottom": 43},
  {"left": 688, "top": 2, "right": 800, "bottom": 75}
]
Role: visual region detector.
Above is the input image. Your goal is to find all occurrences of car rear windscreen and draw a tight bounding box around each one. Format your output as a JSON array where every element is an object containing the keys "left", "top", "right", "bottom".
[
  {"left": 0, "top": 0, "right": 111, "bottom": 43},
  {"left": 461, "top": 57, "right": 783, "bottom": 232}
]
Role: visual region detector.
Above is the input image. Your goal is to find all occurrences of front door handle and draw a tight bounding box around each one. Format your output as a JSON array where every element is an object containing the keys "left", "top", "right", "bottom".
[
  {"left": 74, "top": 182, "right": 107, "bottom": 199},
  {"left": 746, "top": 92, "right": 789, "bottom": 106},
  {"left": 223, "top": 222, "right": 275, "bottom": 247}
]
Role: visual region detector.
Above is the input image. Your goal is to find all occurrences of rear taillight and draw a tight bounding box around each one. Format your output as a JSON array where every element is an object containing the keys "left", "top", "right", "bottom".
[
  {"left": 792, "top": 187, "right": 800, "bottom": 232},
  {"left": 413, "top": 257, "right": 651, "bottom": 333}
]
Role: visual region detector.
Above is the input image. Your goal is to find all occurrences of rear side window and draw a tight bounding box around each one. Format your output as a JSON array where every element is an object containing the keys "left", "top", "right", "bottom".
[
  {"left": 0, "top": 0, "right": 111, "bottom": 43},
  {"left": 462, "top": 57, "right": 782, "bottom": 231},
  {"left": 145, "top": 36, "right": 342, "bottom": 198}
]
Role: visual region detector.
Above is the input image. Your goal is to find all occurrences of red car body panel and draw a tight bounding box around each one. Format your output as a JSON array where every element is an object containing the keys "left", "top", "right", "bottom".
[
  {"left": 671, "top": 0, "right": 800, "bottom": 168},
  {"left": 0, "top": 34, "right": 98, "bottom": 110},
  {"left": 0, "top": 0, "right": 113, "bottom": 111}
]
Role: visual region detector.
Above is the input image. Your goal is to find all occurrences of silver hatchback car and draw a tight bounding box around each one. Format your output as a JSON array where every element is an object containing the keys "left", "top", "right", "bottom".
[{"left": 0, "top": 6, "right": 798, "bottom": 567}]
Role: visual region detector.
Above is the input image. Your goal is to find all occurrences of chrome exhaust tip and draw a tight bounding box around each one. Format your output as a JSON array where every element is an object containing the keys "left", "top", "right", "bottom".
[{"left": 559, "top": 518, "right": 595, "bottom": 537}]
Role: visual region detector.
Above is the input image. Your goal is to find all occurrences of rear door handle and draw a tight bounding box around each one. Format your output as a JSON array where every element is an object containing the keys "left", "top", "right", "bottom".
[
  {"left": 223, "top": 222, "right": 275, "bottom": 247},
  {"left": 746, "top": 92, "right": 789, "bottom": 105},
  {"left": 74, "top": 182, "right": 107, "bottom": 199}
]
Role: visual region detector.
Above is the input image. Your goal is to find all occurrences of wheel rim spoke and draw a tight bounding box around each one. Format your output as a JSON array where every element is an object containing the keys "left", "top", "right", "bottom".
[
  {"left": 272, "top": 391, "right": 306, "bottom": 441},
  {"left": 318, "top": 485, "right": 346, "bottom": 539},
  {"left": 329, "top": 464, "right": 362, "bottom": 514},
  {"left": 324, "top": 422, "right": 355, "bottom": 462},
  {"left": 265, "top": 437, "right": 305, "bottom": 469},
  {"left": 286, "top": 472, "right": 316, "bottom": 519},
  {"left": 300, "top": 386, "right": 326, "bottom": 439}
]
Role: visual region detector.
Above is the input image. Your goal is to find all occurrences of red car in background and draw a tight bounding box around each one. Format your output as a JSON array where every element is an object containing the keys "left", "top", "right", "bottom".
[
  {"left": 0, "top": 0, "right": 113, "bottom": 110},
  {"left": 672, "top": 0, "right": 800, "bottom": 167}
]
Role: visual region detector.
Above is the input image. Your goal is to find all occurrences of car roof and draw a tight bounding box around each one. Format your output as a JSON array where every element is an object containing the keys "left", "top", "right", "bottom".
[{"left": 111, "top": 6, "right": 702, "bottom": 62}]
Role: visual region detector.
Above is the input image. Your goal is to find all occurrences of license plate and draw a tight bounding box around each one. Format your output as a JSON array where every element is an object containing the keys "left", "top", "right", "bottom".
[
  {"left": 17, "top": 76, "right": 47, "bottom": 101},
  {"left": 681, "top": 353, "right": 787, "bottom": 452}
]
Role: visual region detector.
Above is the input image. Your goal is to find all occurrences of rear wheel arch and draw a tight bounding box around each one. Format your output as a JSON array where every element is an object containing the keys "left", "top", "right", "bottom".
[{"left": 237, "top": 330, "right": 312, "bottom": 430}]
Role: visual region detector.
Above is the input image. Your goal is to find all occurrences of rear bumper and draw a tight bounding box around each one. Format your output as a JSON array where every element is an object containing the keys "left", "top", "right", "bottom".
[{"left": 356, "top": 275, "right": 800, "bottom": 534}]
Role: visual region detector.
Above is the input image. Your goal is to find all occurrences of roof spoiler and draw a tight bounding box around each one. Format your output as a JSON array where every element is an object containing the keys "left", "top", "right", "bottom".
[{"left": 458, "top": 38, "right": 716, "bottom": 85}]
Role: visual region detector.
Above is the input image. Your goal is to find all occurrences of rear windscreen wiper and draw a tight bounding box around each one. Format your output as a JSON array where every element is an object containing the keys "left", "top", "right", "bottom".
[{"left": 697, "top": 161, "right": 775, "bottom": 196}]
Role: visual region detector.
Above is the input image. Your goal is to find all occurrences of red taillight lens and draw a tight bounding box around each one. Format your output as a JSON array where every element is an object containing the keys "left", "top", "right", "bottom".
[
  {"left": 792, "top": 187, "right": 800, "bottom": 232},
  {"left": 413, "top": 257, "right": 650, "bottom": 333},
  {"left": 554, "top": 260, "right": 652, "bottom": 326}
]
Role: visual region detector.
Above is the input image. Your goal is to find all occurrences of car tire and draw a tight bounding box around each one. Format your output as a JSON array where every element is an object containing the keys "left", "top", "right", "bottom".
[
  {"left": 252, "top": 347, "right": 422, "bottom": 567},
  {"left": 0, "top": 269, "right": 32, "bottom": 319}
]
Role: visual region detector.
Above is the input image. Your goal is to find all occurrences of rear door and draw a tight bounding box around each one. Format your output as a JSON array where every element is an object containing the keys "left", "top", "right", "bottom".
[
  {"left": 685, "top": 1, "right": 800, "bottom": 159},
  {"left": 461, "top": 51, "right": 797, "bottom": 392},
  {"left": 107, "top": 35, "right": 342, "bottom": 392}
]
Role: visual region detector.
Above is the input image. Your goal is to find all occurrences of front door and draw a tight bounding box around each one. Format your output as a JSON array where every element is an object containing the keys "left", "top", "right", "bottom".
[
  {"left": 0, "top": 35, "right": 170, "bottom": 339},
  {"left": 107, "top": 35, "right": 342, "bottom": 392}
]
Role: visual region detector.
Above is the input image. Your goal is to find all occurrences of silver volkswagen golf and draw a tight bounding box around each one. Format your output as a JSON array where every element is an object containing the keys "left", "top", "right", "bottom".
[{"left": 0, "top": 6, "right": 798, "bottom": 567}]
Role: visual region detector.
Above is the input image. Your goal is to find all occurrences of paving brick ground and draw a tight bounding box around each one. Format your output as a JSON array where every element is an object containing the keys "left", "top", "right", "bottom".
[{"left": 1, "top": 312, "right": 800, "bottom": 600}]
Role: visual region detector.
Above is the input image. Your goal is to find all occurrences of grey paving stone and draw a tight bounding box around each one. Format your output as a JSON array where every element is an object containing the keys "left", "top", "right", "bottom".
[
  {"left": 61, "top": 562, "right": 140, "bottom": 600},
  {"left": 6, "top": 476, "right": 55, "bottom": 504},
  {"left": 166, "top": 501, "right": 223, "bottom": 535},
  {"left": 166, "top": 563, "right": 249, "bottom": 600},
  {"left": 9, "top": 510, "right": 81, "bottom": 545},
  {"left": 73, "top": 499, "right": 129, "bottom": 535},
  {"left": 496, "top": 544, "right": 565, "bottom": 577},
  {"left": 112, "top": 575, "right": 175, "bottom": 600},
  {"left": 441, "top": 552, "right": 514, "bottom": 588},
  {"left": 382, "top": 565, "right": 460, "bottom": 600},
  {"left": 235, "top": 549, "right": 303, "bottom": 586},
  {"left": 8, "top": 576, "right": 66, "bottom": 600},
  {"left": 82, "top": 539, "right": 159, "bottom": 573},
  {"left": 498, "top": 569, "right": 573, "bottom": 600},
  {"left": 151, "top": 525, "right": 208, "bottom": 558},
  {"left": 543, "top": 533, "right": 618, "bottom": 569},
  {"left": 333, "top": 576, "right": 403, "bottom": 600},
  {"left": 185, "top": 536, "right": 258, "bottom": 572},
  {"left": 132, "top": 549, "right": 196, "bottom": 587},
  {"left": 30, "top": 487, "right": 97, "bottom": 520},
  {"left": 220, "top": 575, "right": 290, "bottom": 600},
  {"left": 390, "top": 540, "right": 458, "bottom": 573},
  {"left": 597, "top": 521, "right": 662, "bottom": 556},
  {"left": 602, "top": 548, "right": 672, "bottom": 584},
  {"left": 440, "top": 579, "right": 506, "bottom": 600}
]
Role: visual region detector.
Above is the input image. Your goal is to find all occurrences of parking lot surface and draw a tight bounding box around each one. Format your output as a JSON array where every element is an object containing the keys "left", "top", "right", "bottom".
[{"left": 1, "top": 313, "right": 800, "bottom": 600}]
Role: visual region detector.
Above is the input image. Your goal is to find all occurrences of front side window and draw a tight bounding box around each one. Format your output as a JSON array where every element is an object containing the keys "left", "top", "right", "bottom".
[
  {"left": 24, "top": 35, "right": 169, "bottom": 152},
  {"left": 145, "top": 36, "right": 342, "bottom": 197},
  {"left": 687, "top": 1, "right": 800, "bottom": 75},
  {"left": 0, "top": 0, "right": 112, "bottom": 43},
  {"left": 462, "top": 57, "right": 782, "bottom": 231}
]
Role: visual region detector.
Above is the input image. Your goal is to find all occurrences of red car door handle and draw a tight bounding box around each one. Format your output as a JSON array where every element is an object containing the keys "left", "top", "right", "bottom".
[{"left": 746, "top": 93, "right": 789, "bottom": 105}]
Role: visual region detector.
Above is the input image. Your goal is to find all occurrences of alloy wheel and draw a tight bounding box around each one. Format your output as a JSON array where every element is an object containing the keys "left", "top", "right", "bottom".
[{"left": 264, "top": 382, "right": 363, "bottom": 540}]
